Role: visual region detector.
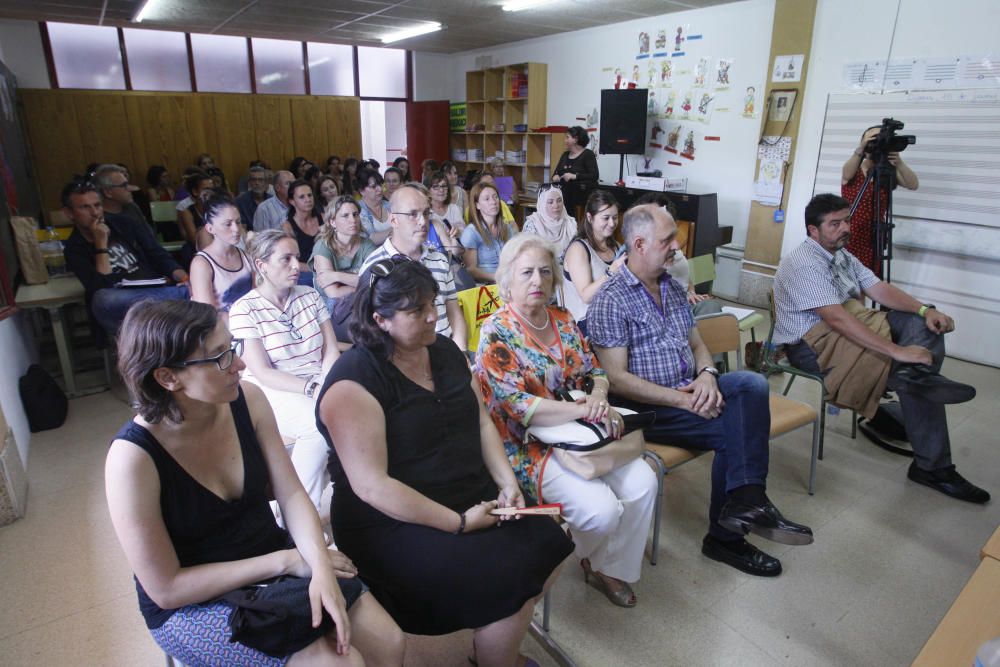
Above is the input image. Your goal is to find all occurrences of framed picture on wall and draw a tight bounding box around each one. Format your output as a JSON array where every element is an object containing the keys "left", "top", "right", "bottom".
[{"left": 768, "top": 89, "right": 797, "bottom": 122}]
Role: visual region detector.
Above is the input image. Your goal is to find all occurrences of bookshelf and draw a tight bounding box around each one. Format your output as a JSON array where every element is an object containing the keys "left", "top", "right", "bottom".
[{"left": 450, "top": 63, "right": 551, "bottom": 197}]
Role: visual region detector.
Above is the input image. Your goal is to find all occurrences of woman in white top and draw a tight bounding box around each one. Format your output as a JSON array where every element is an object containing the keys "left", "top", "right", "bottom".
[
  {"left": 523, "top": 185, "right": 577, "bottom": 259},
  {"left": 428, "top": 171, "right": 465, "bottom": 257},
  {"left": 189, "top": 194, "right": 253, "bottom": 325},
  {"left": 229, "top": 230, "right": 340, "bottom": 515},
  {"left": 356, "top": 169, "right": 391, "bottom": 245},
  {"left": 441, "top": 160, "right": 467, "bottom": 213},
  {"left": 562, "top": 190, "right": 627, "bottom": 337}
]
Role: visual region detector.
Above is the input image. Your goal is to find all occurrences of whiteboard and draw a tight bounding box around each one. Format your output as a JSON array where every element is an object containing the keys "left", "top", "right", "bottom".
[{"left": 814, "top": 90, "right": 1000, "bottom": 260}]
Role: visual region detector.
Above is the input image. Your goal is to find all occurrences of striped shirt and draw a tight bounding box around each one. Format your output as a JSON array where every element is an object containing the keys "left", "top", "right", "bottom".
[
  {"left": 252, "top": 196, "right": 289, "bottom": 233},
  {"left": 587, "top": 263, "right": 695, "bottom": 390},
  {"left": 360, "top": 238, "right": 456, "bottom": 337},
  {"left": 228, "top": 286, "right": 330, "bottom": 380},
  {"left": 772, "top": 238, "right": 880, "bottom": 345}
]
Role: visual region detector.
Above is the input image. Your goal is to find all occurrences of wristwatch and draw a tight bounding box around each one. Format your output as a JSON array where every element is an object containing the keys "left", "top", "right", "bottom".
[
  {"left": 304, "top": 381, "right": 319, "bottom": 398},
  {"left": 698, "top": 366, "right": 720, "bottom": 378},
  {"left": 917, "top": 303, "right": 936, "bottom": 317}
]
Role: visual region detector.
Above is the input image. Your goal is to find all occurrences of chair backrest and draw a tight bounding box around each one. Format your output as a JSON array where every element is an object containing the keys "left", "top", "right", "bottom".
[
  {"left": 694, "top": 312, "right": 740, "bottom": 356},
  {"left": 150, "top": 201, "right": 178, "bottom": 223},
  {"left": 688, "top": 254, "right": 716, "bottom": 287},
  {"left": 456, "top": 284, "right": 503, "bottom": 352}
]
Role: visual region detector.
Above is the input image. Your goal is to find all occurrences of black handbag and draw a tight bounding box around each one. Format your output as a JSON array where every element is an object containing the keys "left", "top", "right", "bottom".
[
  {"left": 222, "top": 576, "right": 333, "bottom": 658},
  {"left": 18, "top": 364, "right": 68, "bottom": 432}
]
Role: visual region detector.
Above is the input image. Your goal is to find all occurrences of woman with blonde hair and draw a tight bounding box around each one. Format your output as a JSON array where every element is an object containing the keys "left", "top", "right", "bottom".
[{"left": 460, "top": 181, "right": 517, "bottom": 284}]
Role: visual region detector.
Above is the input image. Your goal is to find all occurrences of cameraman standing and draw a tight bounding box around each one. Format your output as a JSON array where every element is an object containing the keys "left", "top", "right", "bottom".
[{"left": 842, "top": 125, "right": 919, "bottom": 275}]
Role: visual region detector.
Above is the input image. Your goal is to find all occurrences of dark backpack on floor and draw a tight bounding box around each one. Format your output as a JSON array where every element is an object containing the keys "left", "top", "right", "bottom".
[{"left": 19, "top": 364, "right": 69, "bottom": 432}]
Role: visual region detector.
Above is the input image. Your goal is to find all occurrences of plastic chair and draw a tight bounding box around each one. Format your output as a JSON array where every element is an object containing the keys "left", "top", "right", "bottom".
[
  {"left": 761, "top": 291, "right": 857, "bottom": 463},
  {"left": 645, "top": 313, "right": 821, "bottom": 565}
]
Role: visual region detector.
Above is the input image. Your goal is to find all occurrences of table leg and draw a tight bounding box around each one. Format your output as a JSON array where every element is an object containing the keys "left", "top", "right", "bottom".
[{"left": 48, "top": 305, "right": 78, "bottom": 397}]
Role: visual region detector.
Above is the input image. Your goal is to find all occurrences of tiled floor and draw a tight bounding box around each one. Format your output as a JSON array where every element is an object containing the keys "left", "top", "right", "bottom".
[{"left": 1, "top": 318, "right": 998, "bottom": 666}]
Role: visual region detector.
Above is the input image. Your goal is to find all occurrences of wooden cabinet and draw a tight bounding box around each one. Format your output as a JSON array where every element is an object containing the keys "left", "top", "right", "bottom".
[{"left": 450, "top": 63, "right": 550, "bottom": 194}]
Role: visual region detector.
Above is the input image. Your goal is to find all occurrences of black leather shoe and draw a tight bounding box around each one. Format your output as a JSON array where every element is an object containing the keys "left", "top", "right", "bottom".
[
  {"left": 888, "top": 368, "right": 976, "bottom": 405},
  {"left": 907, "top": 462, "right": 991, "bottom": 504},
  {"left": 718, "top": 499, "right": 815, "bottom": 546},
  {"left": 701, "top": 535, "right": 782, "bottom": 577}
]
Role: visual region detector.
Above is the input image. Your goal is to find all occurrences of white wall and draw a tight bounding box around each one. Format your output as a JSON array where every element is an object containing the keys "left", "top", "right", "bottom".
[
  {"left": 784, "top": 0, "right": 1000, "bottom": 366},
  {"left": 0, "top": 19, "right": 49, "bottom": 88},
  {"left": 413, "top": 0, "right": 776, "bottom": 246},
  {"left": 0, "top": 315, "right": 38, "bottom": 465}
]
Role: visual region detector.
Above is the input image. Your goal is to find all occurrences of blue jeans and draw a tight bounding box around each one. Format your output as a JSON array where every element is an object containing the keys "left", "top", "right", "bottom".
[
  {"left": 616, "top": 371, "right": 771, "bottom": 541},
  {"left": 91, "top": 284, "right": 190, "bottom": 336}
]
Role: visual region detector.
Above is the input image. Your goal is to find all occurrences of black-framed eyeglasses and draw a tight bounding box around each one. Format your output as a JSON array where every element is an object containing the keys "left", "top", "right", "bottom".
[
  {"left": 171, "top": 339, "right": 244, "bottom": 371},
  {"left": 276, "top": 312, "right": 303, "bottom": 341}
]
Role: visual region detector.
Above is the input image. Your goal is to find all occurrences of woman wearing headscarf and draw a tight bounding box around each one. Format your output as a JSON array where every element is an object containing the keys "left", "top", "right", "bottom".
[{"left": 522, "top": 185, "right": 577, "bottom": 259}]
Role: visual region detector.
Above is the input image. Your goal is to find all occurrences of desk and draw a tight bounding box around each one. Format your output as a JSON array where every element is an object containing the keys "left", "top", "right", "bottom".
[{"left": 15, "top": 277, "right": 107, "bottom": 398}]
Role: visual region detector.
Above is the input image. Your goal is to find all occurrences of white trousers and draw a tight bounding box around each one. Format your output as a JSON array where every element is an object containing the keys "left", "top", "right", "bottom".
[
  {"left": 247, "top": 379, "right": 331, "bottom": 515},
  {"left": 540, "top": 454, "right": 658, "bottom": 583}
]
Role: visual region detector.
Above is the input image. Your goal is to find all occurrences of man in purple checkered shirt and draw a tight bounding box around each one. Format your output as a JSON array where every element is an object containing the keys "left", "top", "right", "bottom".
[{"left": 588, "top": 203, "right": 813, "bottom": 578}]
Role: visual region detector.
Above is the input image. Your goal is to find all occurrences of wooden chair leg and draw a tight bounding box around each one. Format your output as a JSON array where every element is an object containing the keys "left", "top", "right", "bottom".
[{"left": 641, "top": 450, "right": 666, "bottom": 566}]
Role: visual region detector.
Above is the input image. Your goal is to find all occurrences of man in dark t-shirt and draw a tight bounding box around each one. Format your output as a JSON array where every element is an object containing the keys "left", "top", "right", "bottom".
[{"left": 62, "top": 180, "right": 189, "bottom": 336}]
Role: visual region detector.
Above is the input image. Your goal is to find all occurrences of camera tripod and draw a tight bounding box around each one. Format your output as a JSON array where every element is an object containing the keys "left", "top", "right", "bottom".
[{"left": 849, "top": 155, "right": 897, "bottom": 283}]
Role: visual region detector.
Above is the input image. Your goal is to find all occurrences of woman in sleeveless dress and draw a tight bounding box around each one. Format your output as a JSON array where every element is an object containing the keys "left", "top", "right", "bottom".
[
  {"left": 106, "top": 300, "right": 403, "bottom": 667},
  {"left": 282, "top": 179, "right": 322, "bottom": 284},
  {"left": 190, "top": 194, "right": 253, "bottom": 325}
]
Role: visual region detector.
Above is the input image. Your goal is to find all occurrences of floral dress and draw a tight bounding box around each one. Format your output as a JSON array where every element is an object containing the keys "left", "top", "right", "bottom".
[{"left": 475, "top": 305, "right": 606, "bottom": 504}]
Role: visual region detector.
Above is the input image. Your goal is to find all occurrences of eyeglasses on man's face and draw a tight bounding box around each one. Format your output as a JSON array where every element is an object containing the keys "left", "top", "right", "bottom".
[
  {"left": 394, "top": 209, "right": 432, "bottom": 221},
  {"left": 171, "top": 339, "right": 244, "bottom": 371}
]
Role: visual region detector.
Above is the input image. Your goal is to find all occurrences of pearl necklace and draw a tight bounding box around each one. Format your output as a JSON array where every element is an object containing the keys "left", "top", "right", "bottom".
[{"left": 512, "top": 305, "right": 550, "bottom": 331}]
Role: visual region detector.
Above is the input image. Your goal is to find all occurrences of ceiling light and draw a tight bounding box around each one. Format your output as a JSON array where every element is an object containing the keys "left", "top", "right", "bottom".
[
  {"left": 502, "top": 0, "right": 553, "bottom": 11},
  {"left": 132, "top": 0, "right": 159, "bottom": 23},
  {"left": 380, "top": 22, "right": 442, "bottom": 44}
]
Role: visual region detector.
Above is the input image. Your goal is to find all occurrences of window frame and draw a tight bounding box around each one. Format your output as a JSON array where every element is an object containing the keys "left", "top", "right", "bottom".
[{"left": 39, "top": 21, "right": 413, "bottom": 102}]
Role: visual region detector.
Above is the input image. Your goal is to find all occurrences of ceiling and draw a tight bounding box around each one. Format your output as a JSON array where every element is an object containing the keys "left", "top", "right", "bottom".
[{"left": 0, "top": 0, "right": 737, "bottom": 54}]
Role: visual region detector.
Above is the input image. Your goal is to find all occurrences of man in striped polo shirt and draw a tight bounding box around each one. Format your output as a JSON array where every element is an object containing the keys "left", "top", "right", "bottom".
[{"left": 360, "top": 183, "right": 468, "bottom": 351}]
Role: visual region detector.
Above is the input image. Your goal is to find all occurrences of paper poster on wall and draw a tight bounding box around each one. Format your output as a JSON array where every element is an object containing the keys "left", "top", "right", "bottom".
[
  {"left": 715, "top": 58, "right": 733, "bottom": 89},
  {"left": 646, "top": 63, "right": 658, "bottom": 88},
  {"left": 653, "top": 29, "right": 669, "bottom": 57},
  {"left": 658, "top": 60, "right": 673, "bottom": 85},
  {"left": 665, "top": 124, "right": 682, "bottom": 153},
  {"left": 637, "top": 32, "right": 650, "bottom": 60},
  {"left": 679, "top": 89, "right": 694, "bottom": 120},
  {"left": 920, "top": 57, "right": 960, "bottom": 87},
  {"left": 660, "top": 89, "right": 677, "bottom": 119},
  {"left": 650, "top": 121, "right": 665, "bottom": 148},
  {"left": 884, "top": 59, "right": 919, "bottom": 90},
  {"left": 631, "top": 65, "right": 641, "bottom": 86},
  {"left": 754, "top": 158, "right": 784, "bottom": 205},
  {"left": 960, "top": 55, "right": 1000, "bottom": 87},
  {"left": 772, "top": 54, "right": 804, "bottom": 82},
  {"left": 695, "top": 92, "right": 716, "bottom": 124},
  {"left": 647, "top": 90, "right": 660, "bottom": 116},
  {"left": 680, "top": 130, "right": 696, "bottom": 160},
  {"left": 673, "top": 25, "right": 687, "bottom": 55},
  {"left": 842, "top": 60, "right": 884, "bottom": 90},
  {"left": 692, "top": 57, "right": 711, "bottom": 87},
  {"left": 742, "top": 86, "right": 758, "bottom": 117},
  {"left": 757, "top": 136, "right": 792, "bottom": 162}
]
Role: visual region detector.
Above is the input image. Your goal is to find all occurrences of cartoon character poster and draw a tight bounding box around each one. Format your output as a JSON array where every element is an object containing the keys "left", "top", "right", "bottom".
[
  {"left": 681, "top": 130, "right": 696, "bottom": 160},
  {"left": 716, "top": 58, "right": 732, "bottom": 89},
  {"left": 647, "top": 63, "right": 657, "bottom": 88},
  {"left": 660, "top": 60, "right": 673, "bottom": 85},
  {"left": 742, "top": 86, "right": 758, "bottom": 117},
  {"left": 637, "top": 32, "right": 650, "bottom": 58},
  {"left": 655, "top": 29, "right": 667, "bottom": 51},
  {"left": 647, "top": 91, "right": 659, "bottom": 116},
  {"left": 674, "top": 26, "right": 685, "bottom": 52},
  {"left": 661, "top": 89, "right": 677, "bottom": 119},
  {"left": 679, "top": 90, "right": 693, "bottom": 120},
  {"left": 696, "top": 92, "right": 716, "bottom": 124},
  {"left": 693, "top": 57, "right": 710, "bottom": 87},
  {"left": 631, "top": 65, "right": 640, "bottom": 85},
  {"left": 650, "top": 122, "right": 664, "bottom": 148},
  {"left": 665, "top": 125, "right": 681, "bottom": 153}
]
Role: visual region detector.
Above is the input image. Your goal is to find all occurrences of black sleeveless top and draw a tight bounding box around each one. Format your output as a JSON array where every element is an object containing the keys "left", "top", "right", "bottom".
[
  {"left": 318, "top": 336, "right": 496, "bottom": 533},
  {"left": 113, "top": 387, "right": 290, "bottom": 629},
  {"left": 290, "top": 216, "right": 319, "bottom": 261}
]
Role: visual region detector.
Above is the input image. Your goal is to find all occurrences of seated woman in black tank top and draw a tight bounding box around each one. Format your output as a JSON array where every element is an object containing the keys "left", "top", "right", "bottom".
[{"left": 106, "top": 300, "right": 403, "bottom": 667}]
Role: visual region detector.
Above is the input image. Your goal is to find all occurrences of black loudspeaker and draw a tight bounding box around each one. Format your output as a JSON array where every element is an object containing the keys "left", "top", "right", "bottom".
[{"left": 599, "top": 89, "right": 648, "bottom": 155}]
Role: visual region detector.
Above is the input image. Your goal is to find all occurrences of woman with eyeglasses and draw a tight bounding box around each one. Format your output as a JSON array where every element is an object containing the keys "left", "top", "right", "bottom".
[
  {"left": 317, "top": 258, "right": 572, "bottom": 664},
  {"left": 310, "top": 196, "right": 377, "bottom": 342},
  {"left": 427, "top": 171, "right": 465, "bottom": 254},
  {"left": 189, "top": 194, "right": 253, "bottom": 326},
  {"left": 522, "top": 185, "right": 577, "bottom": 259},
  {"left": 355, "top": 169, "right": 392, "bottom": 246},
  {"left": 106, "top": 300, "right": 404, "bottom": 667},
  {"left": 460, "top": 182, "right": 517, "bottom": 284},
  {"left": 229, "top": 230, "right": 340, "bottom": 516}
]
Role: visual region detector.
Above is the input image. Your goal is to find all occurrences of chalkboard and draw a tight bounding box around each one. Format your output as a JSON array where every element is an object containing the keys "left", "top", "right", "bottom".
[{"left": 814, "top": 90, "right": 1000, "bottom": 261}]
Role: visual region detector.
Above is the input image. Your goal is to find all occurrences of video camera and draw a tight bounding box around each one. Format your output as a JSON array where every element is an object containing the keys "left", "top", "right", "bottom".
[{"left": 865, "top": 117, "right": 916, "bottom": 163}]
